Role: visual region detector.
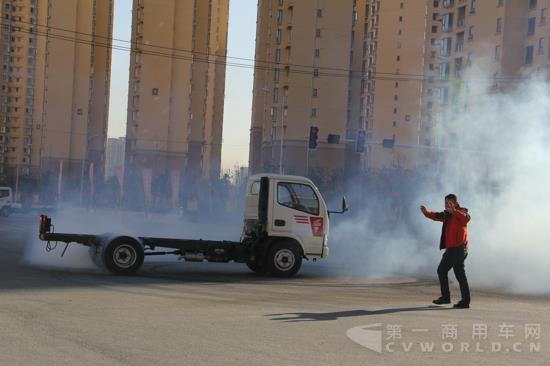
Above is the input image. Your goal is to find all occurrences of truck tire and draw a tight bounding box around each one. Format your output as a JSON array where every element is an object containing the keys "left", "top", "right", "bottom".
[
  {"left": 102, "top": 238, "right": 144, "bottom": 275},
  {"left": 266, "top": 241, "right": 302, "bottom": 277},
  {"left": 0, "top": 206, "right": 10, "bottom": 217}
]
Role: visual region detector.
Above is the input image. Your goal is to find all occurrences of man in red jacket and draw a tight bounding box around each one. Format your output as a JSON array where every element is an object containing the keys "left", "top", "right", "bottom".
[{"left": 421, "top": 194, "right": 471, "bottom": 309}]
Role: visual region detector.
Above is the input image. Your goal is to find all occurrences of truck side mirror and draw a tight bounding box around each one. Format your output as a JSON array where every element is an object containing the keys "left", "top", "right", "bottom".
[
  {"left": 342, "top": 196, "right": 348, "bottom": 213},
  {"left": 328, "top": 196, "right": 349, "bottom": 215}
]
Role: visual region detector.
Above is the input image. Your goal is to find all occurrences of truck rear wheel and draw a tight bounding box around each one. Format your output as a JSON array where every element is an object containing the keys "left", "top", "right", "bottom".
[
  {"left": 266, "top": 241, "right": 302, "bottom": 277},
  {"left": 0, "top": 206, "right": 11, "bottom": 217},
  {"left": 102, "top": 238, "right": 144, "bottom": 275}
]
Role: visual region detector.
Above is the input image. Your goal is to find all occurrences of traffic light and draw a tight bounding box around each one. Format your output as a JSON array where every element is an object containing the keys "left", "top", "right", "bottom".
[
  {"left": 309, "top": 126, "right": 319, "bottom": 149},
  {"left": 382, "top": 137, "right": 395, "bottom": 149},
  {"left": 356, "top": 130, "right": 366, "bottom": 153}
]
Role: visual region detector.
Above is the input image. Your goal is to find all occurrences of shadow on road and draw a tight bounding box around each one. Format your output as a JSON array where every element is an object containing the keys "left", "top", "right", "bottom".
[{"left": 268, "top": 306, "right": 453, "bottom": 322}]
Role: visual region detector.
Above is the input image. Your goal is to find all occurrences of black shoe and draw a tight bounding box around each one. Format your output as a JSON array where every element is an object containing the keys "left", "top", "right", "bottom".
[
  {"left": 453, "top": 301, "right": 470, "bottom": 309},
  {"left": 432, "top": 297, "right": 451, "bottom": 305}
]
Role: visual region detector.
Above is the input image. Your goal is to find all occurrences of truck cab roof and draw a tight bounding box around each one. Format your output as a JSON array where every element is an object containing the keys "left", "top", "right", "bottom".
[{"left": 247, "top": 173, "right": 315, "bottom": 185}]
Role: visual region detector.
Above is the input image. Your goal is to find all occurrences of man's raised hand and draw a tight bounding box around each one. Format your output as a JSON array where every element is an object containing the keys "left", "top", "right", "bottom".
[{"left": 420, "top": 205, "right": 428, "bottom": 215}]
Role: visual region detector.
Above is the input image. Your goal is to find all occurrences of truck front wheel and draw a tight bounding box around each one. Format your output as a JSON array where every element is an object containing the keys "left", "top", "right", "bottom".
[
  {"left": 103, "top": 238, "right": 144, "bottom": 275},
  {"left": 266, "top": 241, "right": 302, "bottom": 277}
]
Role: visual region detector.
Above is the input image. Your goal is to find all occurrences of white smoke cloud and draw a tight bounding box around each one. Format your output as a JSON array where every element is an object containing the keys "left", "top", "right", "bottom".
[
  {"left": 328, "top": 72, "right": 550, "bottom": 295},
  {"left": 22, "top": 73, "right": 550, "bottom": 295}
]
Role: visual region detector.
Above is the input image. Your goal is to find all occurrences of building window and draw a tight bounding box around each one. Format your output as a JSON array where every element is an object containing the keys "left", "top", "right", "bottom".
[
  {"left": 275, "top": 48, "right": 281, "bottom": 63},
  {"left": 541, "top": 8, "right": 547, "bottom": 25},
  {"left": 497, "top": 0, "right": 504, "bottom": 7},
  {"left": 440, "top": 62, "right": 450, "bottom": 80},
  {"left": 313, "top": 68, "right": 319, "bottom": 77},
  {"left": 312, "top": 88, "right": 318, "bottom": 97},
  {"left": 314, "top": 48, "right": 320, "bottom": 58},
  {"left": 468, "top": 25, "right": 475, "bottom": 40},
  {"left": 274, "top": 68, "right": 280, "bottom": 81},
  {"left": 271, "top": 107, "right": 278, "bottom": 121},
  {"left": 432, "top": 25, "right": 438, "bottom": 33},
  {"left": 529, "top": 0, "right": 537, "bottom": 9},
  {"left": 311, "top": 108, "right": 317, "bottom": 118},
  {"left": 494, "top": 45, "right": 501, "bottom": 60},
  {"left": 438, "top": 87, "right": 449, "bottom": 104},
  {"left": 277, "top": 9, "right": 283, "bottom": 25},
  {"left": 525, "top": 45, "right": 534, "bottom": 64},
  {"left": 470, "top": 0, "right": 477, "bottom": 13},
  {"left": 441, "top": 37, "right": 452, "bottom": 55},
  {"left": 538, "top": 38, "right": 544, "bottom": 54},
  {"left": 496, "top": 17, "right": 502, "bottom": 33},
  {"left": 276, "top": 29, "right": 282, "bottom": 43},
  {"left": 315, "top": 28, "right": 321, "bottom": 38},
  {"left": 273, "top": 88, "right": 279, "bottom": 102},
  {"left": 528, "top": 17, "right": 536, "bottom": 35},
  {"left": 316, "top": 9, "right": 322, "bottom": 17},
  {"left": 441, "top": 13, "right": 453, "bottom": 31}
]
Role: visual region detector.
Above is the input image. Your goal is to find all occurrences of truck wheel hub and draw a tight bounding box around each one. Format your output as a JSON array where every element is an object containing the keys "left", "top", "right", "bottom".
[
  {"left": 113, "top": 245, "right": 137, "bottom": 268},
  {"left": 274, "top": 249, "right": 295, "bottom": 271}
]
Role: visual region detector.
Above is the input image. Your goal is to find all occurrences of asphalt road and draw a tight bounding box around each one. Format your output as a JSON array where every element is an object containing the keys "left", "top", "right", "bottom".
[{"left": 0, "top": 214, "right": 548, "bottom": 366}]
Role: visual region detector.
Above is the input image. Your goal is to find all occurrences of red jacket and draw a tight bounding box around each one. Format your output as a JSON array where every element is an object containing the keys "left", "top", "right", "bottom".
[{"left": 424, "top": 208, "right": 470, "bottom": 250}]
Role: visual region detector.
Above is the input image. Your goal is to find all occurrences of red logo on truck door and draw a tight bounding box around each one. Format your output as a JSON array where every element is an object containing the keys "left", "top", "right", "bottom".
[{"left": 309, "top": 217, "right": 324, "bottom": 237}]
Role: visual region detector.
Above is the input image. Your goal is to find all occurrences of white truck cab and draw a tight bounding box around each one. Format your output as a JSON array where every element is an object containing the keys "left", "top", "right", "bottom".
[
  {"left": 244, "top": 174, "right": 346, "bottom": 269},
  {"left": 0, "top": 187, "right": 14, "bottom": 217}
]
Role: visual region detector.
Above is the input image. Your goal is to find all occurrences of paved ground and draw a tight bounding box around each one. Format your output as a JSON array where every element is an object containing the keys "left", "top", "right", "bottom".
[{"left": 0, "top": 214, "right": 548, "bottom": 365}]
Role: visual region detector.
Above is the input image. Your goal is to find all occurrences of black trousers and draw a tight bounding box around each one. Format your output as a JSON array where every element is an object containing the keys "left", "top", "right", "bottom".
[{"left": 437, "top": 245, "right": 470, "bottom": 304}]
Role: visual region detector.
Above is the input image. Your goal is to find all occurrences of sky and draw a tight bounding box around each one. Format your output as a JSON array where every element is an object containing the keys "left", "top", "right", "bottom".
[{"left": 107, "top": 0, "right": 257, "bottom": 171}]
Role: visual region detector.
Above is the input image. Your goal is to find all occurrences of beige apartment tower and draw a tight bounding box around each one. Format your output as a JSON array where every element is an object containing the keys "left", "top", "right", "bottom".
[
  {"left": 125, "top": 0, "right": 229, "bottom": 205},
  {"left": 360, "top": 0, "right": 428, "bottom": 170},
  {"left": 249, "top": 0, "right": 353, "bottom": 184},
  {"left": 250, "top": 0, "right": 431, "bottom": 185},
  {"left": 0, "top": 0, "right": 113, "bottom": 200}
]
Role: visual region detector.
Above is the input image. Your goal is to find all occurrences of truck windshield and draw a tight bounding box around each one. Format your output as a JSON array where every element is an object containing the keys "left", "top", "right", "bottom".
[
  {"left": 277, "top": 183, "right": 319, "bottom": 216},
  {"left": 0, "top": 189, "right": 9, "bottom": 199}
]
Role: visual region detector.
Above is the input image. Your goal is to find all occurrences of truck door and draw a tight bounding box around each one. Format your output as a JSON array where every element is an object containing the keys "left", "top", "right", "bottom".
[{"left": 271, "top": 181, "right": 324, "bottom": 255}]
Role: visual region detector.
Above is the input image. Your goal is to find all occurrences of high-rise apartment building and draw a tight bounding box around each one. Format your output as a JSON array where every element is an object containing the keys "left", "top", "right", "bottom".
[
  {"left": 361, "top": 0, "right": 428, "bottom": 170},
  {"left": 125, "top": 0, "right": 229, "bottom": 205},
  {"left": 249, "top": 0, "right": 353, "bottom": 182},
  {"left": 0, "top": 0, "right": 113, "bottom": 199},
  {"left": 250, "top": 0, "right": 431, "bottom": 185}
]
